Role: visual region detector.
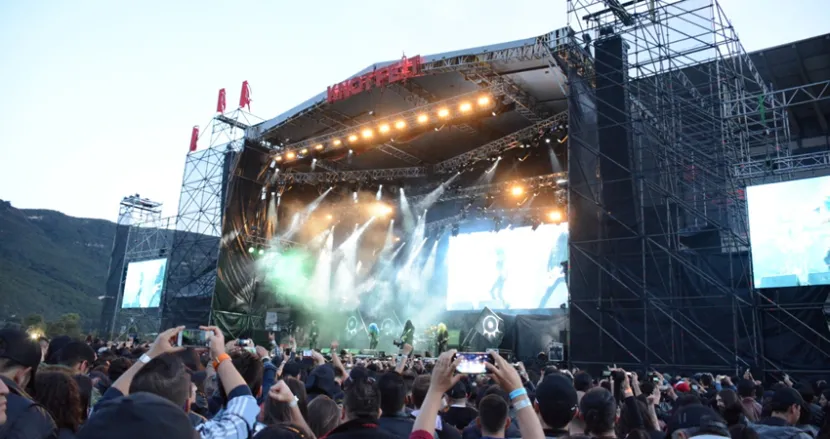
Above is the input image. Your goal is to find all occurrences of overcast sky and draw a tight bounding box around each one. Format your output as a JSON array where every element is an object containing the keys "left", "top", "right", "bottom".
[{"left": 1, "top": 0, "right": 827, "bottom": 222}]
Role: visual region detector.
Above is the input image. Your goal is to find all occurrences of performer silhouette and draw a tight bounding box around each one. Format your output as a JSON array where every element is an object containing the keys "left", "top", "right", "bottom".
[
  {"left": 489, "top": 249, "right": 507, "bottom": 307},
  {"left": 368, "top": 323, "right": 379, "bottom": 350},
  {"left": 435, "top": 323, "right": 449, "bottom": 354},
  {"left": 308, "top": 320, "right": 319, "bottom": 350},
  {"left": 397, "top": 320, "right": 415, "bottom": 348}
]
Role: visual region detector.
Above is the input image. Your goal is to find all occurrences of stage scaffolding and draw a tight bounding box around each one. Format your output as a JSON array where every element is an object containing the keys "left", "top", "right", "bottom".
[
  {"left": 159, "top": 111, "right": 248, "bottom": 329},
  {"left": 563, "top": 0, "right": 829, "bottom": 374},
  {"left": 109, "top": 216, "right": 175, "bottom": 339}
]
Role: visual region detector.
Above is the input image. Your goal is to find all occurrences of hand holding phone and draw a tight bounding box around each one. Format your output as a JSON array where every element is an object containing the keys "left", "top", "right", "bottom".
[
  {"left": 454, "top": 352, "right": 494, "bottom": 374},
  {"left": 177, "top": 329, "right": 211, "bottom": 347}
]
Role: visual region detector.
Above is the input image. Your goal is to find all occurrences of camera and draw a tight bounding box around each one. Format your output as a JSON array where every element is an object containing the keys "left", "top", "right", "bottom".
[{"left": 392, "top": 339, "right": 403, "bottom": 348}]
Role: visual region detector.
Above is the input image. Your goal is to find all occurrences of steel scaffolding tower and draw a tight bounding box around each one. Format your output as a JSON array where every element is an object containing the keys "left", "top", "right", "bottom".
[
  {"left": 160, "top": 114, "right": 243, "bottom": 329},
  {"left": 562, "top": 0, "right": 823, "bottom": 373}
]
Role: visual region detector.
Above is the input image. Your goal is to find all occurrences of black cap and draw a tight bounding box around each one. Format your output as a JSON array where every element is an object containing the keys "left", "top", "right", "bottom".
[
  {"left": 535, "top": 374, "right": 578, "bottom": 415},
  {"left": 77, "top": 392, "right": 194, "bottom": 439},
  {"left": 448, "top": 381, "right": 467, "bottom": 399},
  {"left": 0, "top": 328, "right": 42, "bottom": 369},
  {"left": 770, "top": 387, "right": 805, "bottom": 412}
]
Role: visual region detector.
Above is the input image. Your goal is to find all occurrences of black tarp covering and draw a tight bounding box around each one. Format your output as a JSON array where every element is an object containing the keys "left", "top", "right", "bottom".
[{"left": 99, "top": 223, "right": 129, "bottom": 336}]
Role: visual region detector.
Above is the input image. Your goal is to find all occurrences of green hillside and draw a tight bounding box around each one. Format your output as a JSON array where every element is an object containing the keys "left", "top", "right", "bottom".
[{"left": 0, "top": 199, "right": 114, "bottom": 327}]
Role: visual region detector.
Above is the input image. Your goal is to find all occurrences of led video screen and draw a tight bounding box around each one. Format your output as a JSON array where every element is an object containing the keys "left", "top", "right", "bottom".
[
  {"left": 121, "top": 258, "right": 168, "bottom": 308},
  {"left": 446, "top": 223, "right": 568, "bottom": 310},
  {"left": 747, "top": 175, "right": 830, "bottom": 288}
]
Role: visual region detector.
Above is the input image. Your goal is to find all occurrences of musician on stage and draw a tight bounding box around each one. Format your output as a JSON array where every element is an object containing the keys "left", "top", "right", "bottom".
[
  {"left": 308, "top": 320, "right": 319, "bottom": 350},
  {"left": 396, "top": 320, "right": 415, "bottom": 349},
  {"left": 368, "top": 323, "right": 380, "bottom": 350},
  {"left": 436, "top": 323, "right": 449, "bottom": 354}
]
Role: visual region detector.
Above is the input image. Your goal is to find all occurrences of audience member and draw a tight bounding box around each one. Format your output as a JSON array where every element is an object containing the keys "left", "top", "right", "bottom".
[
  {"left": 306, "top": 395, "right": 340, "bottom": 438},
  {"left": 0, "top": 328, "right": 58, "bottom": 439},
  {"left": 33, "top": 367, "right": 85, "bottom": 439}
]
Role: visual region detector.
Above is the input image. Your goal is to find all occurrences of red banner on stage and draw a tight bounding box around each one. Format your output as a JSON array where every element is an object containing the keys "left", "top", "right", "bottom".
[
  {"left": 239, "top": 80, "right": 251, "bottom": 110},
  {"left": 189, "top": 126, "right": 199, "bottom": 152},
  {"left": 327, "top": 55, "right": 423, "bottom": 104},
  {"left": 216, "top": 88, "right": 227, "bottom": 113}
]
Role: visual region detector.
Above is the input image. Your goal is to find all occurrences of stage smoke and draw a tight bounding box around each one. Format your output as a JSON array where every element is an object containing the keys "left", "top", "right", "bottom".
[
  {"left": 416, "top": 173, "right": 459, "bottom": 213},
  {"left": 548, "top": 145, "right": 563, "bottom": 173},
  {"left": 282, "top": 187, "right": 332, "bottom": 240}
]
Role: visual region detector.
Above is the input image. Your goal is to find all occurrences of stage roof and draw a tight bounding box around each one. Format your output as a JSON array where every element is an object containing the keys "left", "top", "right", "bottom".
[
  {"left": 248, "top": 28, "right": 574, "bottom": 171},
  {"left": 249, "top": 29, "right": 829, "bottom": 174},
  {"left": 748, "top": 33, "right": 830, "bottom": 140}
]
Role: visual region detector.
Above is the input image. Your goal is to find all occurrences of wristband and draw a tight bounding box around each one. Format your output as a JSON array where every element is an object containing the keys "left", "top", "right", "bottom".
[
  {"left": 138, "top": 353, "right": 152, "bottom": 364},
  {"left": 509, "top": 387, "right": 527, "bottom": 400},
  {"left": 513, "top": 398, "right": 532, "bottom": 411},
  {"left": 212, "top": 353, "right": 231, "bottom": 370},
  {"left": 289, "top": 395, "right": 299, "bottom": 408}
]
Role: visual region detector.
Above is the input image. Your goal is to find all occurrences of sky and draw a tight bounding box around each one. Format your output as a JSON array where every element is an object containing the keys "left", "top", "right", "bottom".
[{"left": 0, "top": 0, "right": 827, "bottom": 222}]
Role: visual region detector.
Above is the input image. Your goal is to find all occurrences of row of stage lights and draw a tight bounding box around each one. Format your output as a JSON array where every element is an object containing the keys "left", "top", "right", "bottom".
[{"left": 273, "top": 96, "right": 494, "bottom": 163}]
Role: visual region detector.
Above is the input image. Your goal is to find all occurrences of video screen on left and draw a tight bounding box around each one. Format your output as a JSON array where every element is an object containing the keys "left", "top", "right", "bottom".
[{"left": 121, "top": 258, "right": 168, "bottom": 308}]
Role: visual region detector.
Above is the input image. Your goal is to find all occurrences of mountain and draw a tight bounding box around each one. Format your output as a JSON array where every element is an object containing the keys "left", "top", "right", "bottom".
[{"left": 0, "top": 199, "right": 114, "bottom": 327}]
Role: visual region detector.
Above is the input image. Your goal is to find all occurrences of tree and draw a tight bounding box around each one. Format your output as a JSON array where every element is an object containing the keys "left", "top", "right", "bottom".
[
  {"left": 45, "top": 313, "right": 82, "bottom": 339},
  {"left": 23, "top": 313, "right": 46, "bottom": 334}
]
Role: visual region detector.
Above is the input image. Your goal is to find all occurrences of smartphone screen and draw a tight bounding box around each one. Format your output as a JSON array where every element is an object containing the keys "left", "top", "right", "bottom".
[
  {"left": 178, "top": 329, "right": 210, "bottom": 347},
  {"left": 455, "top": 352, "right": 492, "bottom": 374},
  {"left": 602, "top": 370, "right": 612, "bottom": 377},
  {"left": 303, "top": 350, "right": 313, "bottom": 357}
]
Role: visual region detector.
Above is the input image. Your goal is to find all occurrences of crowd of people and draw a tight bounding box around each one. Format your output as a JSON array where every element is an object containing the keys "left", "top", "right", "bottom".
[{"left": 0, "top": 325, "right": 828, "bottom": 439}]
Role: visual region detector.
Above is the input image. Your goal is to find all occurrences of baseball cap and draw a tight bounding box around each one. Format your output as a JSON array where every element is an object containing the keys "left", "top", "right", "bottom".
[
  {"left": 0, "top": 328, "right": 42, "bottom": 369},
  {"left": 448, "top": 381, "right": 467, "bottom": 399},
  {"left": 77, "top": 392, "right": 194, "bottom": 439},
  {"left": 535, "top": 374, "right": 578, "bottom": 417},
  {"left": 769, "top": 387, "right": 805, "bottom": 412},
  {"left": 674, "top": 381, "right": 691, "bottom": 393}
]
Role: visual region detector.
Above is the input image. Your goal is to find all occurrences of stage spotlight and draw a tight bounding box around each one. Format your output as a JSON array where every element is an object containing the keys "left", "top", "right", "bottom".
[
  {"left": 437, "top": 108, "right": 450, "bottom": 118},
  {"left": 348, "top": 134, "right": 359, "bottom": 142},
  {"left": 417, "top": 114, "right": 429, "bottom": 124},
  {"left": 362, "top": 129, "right": 373, "bottom": 139},
  {"left": 545, "top": 137, "right": 551, "bottom": 143},
  {"left": 511, "top": 186, "right": 524, "bottom": 197},
  {"left": 286, "top": 151, "right": 296, "bottom": 160},
  {"left": 548, "top": 210, "right": 563, "bottom": 222},
  {"left": 333, "top": 139, "right": 342, "bottom": 146},
  {"left": 314, "top": 144, "right": 324, "bottom": 150},
  {"left": 300, "top": 148, "right": 308, "bottom": 155},
  {"left": 247, "top": 247, "right": 255, "bottom": 254},
  {"left": 378, "top": 124, "right": 390, "bottom": 134},
  {"left": 372, "top": 202, "right": 393, "bottom": 217},
  {"left": 258, "top": 248, "right": 265, "bottom": 256},
  {"left": 353, "top": 191, "right": 358, "bottom": 203},
  {"left": 556, "top": 178, "right": 568, "bottom": 187},
  {"left": 478, "top": 96, "right": 491, "bottom": 106},
  {"left": 376, "top": 185, "right": 383, "bottom": 200},
  {"left": 491, "top": 111, "right": 497, "bottom": 116},
  {"left": 459, "top": 102, "right": 472, "bottom": 112},
  {"left": 395, "top": 120, "right": 406, "bottom": 129},
  {"left": 275, "top": 156, "right": 283, "bottom": 162},
  {"left": 325, "top": 214, "right": 333, "bottom": 221}
]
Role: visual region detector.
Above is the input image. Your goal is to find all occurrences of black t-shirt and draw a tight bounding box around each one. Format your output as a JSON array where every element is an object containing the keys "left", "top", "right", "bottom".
[{"left": 444, "top": 406, "right": 478, "bottom": 430}]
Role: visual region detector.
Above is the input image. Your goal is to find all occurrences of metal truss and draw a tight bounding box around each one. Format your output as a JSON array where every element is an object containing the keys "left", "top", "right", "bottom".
[
  {"left": 562, "top": 0, "right": 807, "bottom": 373},
  {"left": 388, "top": 82, "right": 477, "bottom": 136},
  {"left": 241, "top": 234, "right": 305, "bottom": 251},
  {"left": 734, "top": 150, "right": 830, "bottom": 179},
  {"left": 411, "top": 172, "right": 567, "bottom": 204},
  {"left": 279, "top": 166, "right": 427, "bottom": 185},
  {"left": 725, "top": 79, "right": 830, "bottom": 118},
  {"left": 424, "top": 28, "right": 574, "bottom": 75},
  {"left": 161, "top": 131, "right": 241, "bottom": 329},
  {"left": 434, "top": 112, "right": 568, "bottom": 172},
  {"left": 465, "top": 66, "right": 550, "bottom": 122},
  {"left": 272, "top": 86, "right": 501, "bottom": 161}
]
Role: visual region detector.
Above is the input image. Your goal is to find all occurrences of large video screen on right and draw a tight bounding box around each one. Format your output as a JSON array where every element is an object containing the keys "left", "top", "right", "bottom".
[
  {"left": 747, "top": 175, "right": 830, "bottom": 288},
  {"left": 446, "top": 223, "right": 569, "bottom": 310}
]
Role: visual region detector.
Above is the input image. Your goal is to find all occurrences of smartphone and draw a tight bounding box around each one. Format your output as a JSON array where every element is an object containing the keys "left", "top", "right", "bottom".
[
  {"left": 454, "top": 352, "right": 493, "bottom": 375},
  {"left": 303, "top": 350, "right": 313, "bottom": 358},
  {"left": 236, "top": 338, "right": 251, "bottom": 347},
  {"left": 652, "top": 376, "right": 660, "bottom": 383},
  {"left": 602, "top": 370, "right": 612, "bottom": 377},
  {"left": 691, "top": 384, "right": 699, "bottom": 391},
  {"left": 177, "top": 329, "right": 210, "bottom": 347}
]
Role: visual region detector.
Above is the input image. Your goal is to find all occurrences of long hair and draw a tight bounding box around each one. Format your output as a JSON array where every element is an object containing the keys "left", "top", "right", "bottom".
[
  {"left": 262, "top": 378, "right": 309, "bottom": 425},
  {"left": 307, "top": 395, "right": 341, "bottom": 438},
  {"left": 719, "top": 388, "right": 750, "bottom": 426},
  {"left": 34, "top": 366, "right": 84, "bottom": 432}
]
